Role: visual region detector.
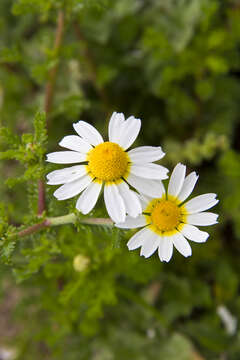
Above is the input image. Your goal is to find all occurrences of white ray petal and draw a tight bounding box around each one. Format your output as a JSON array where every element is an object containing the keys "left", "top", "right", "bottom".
[
  {"left": 172, "top": 232, "right": 192, "bottom": 257},
  {"left": 104, "top": 184, "right": 126, "bottom": 223},
  {"left": 179, "top": 224, "right": 209, "bottom": 243},
  {"left": 130, "top": 163, "right": 169, "bottom": 180},
  {"left": 184, "top": 193, "right": 218, "bottom": 214},
  {"left": 127, "top": 227, "right": 152, "bottom": 250},
  {"left": 76, "top": 181, "right": 102, "bottom": 214},
  {"left": 117, "top": 182, "right": 142, "bottom": 218},
  {"left": 117, "top": 116, "right": 141, "bottom": 150},
  {"left": 127, "top": 173, "right": 165, "bottom": 198},
  {"left": 128, "top": 146, "right": 165, "bottom": 163},
  {"left": 140, "top": 232, "right": 160, "bottom": 258},
  {"left": 158, "top": 237, "right": 173, "bottom": 262},
  {"left": 108, "top": 112, "right": 125, "bottom": 143},
  {"left": 53, "top": 175, "right": 92, "bottom": 200},
  {"left": 187, "top": 212, "right": 219, "bottom": 226},
  {"left": 178, "top": 172, "right": 199, "bottom": 203},
  {"left": 46, "top": 165, "right": 87, "bottom": 185},
  {"left": 59, "top": 135, "right": 92, "bottom": 153},
  {"left": 46, "top": 151, "right": 87, "bottom": 164},
  {"left": 168, "top": 163, "right": 186, "bottom": 198},
  {"left": 116, "top": 215, "right": 147, "bottom": 229},
  {"left": 73, "top": 121, "right": 103, "bottom": 146},
  {"left": 139, "top": 194, "right": 153, "bottom": 210}
]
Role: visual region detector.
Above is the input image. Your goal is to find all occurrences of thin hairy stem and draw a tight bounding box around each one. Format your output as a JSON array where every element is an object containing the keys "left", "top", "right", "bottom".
[
  {"left": 12, "top": 214, "right": 113, "bottom": 239},
  {"left": 15, "top": 220, "right": 51, "bottom": 238},
  {"left": 38, "top": 10, "right": 65, "bottom": 216}
]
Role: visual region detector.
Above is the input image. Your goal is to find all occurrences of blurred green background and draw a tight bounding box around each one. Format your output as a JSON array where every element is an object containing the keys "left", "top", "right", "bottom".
[{"left": 0, "top": 0, "right": 240, "bottom": 359}]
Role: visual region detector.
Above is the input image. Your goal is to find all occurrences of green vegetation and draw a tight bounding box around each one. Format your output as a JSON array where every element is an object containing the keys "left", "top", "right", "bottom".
[{"left": 0, "top": 0, "right": 239, "bottom": 359}]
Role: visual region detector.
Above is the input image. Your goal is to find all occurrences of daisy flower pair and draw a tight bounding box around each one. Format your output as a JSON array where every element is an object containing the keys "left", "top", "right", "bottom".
[{"left": 46, "top": 112, "right": 219, "bottom": 262}]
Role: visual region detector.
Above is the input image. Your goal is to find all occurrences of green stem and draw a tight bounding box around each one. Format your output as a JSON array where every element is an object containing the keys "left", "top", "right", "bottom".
[
  {"left": 48, "top": 213, "right": 113, "bottom": 226},
  {"left": 48, "top": 213, "right": 76, "bottom": 226},
  {"left": 79, "top": 217, "right": 113, "bottom": 226},
  {"left": 12, "top": 214, "right": 113, "bottom": 239}
]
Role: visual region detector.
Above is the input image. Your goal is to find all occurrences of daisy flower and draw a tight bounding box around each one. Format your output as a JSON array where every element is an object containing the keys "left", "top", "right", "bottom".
[
  {"left": 46, "top": 112, "right": 168, "bottom": 223},
  {"left": 116, "top": 163, "right": 219, "bottom": 262}
]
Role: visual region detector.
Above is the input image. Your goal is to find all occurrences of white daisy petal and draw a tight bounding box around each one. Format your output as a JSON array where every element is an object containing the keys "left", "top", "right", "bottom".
[
  {"left": 172, "top": 232, "right": 192, "bottom": 257},
  {"left": 116, "top": 215, "right": 147, "bottom": 229},
  {"left": 117, "top": 182, "right": 142, "bottom": 218},
  {"left": 168, "top": 163, "right": 186, "bottom": 198},
  {"left": 139, "top": 194, "right": 153, "bottom": 210},
  {"left": 122, "top": 162, "right": 218, "bottom": 262},
  {"left": 76, "top": 181, "right": 102, "bottom": 214},
  {"left": 127, "top": 227, "right": 152, "bottom": 250},
  {"left": 128, "top": 146, "right": 165, "bottom": 163},
  {"left": 104, "top": 184, "right": 126, "bottom": 223},
  {"left": 53, "top": 174, "right": 92, "bottom": 200},
  {"left": 184, "top": 193, "right": 219, "bottom": 214},
  {"left": 140, "top": 232, "right": 160, "bottom": 258},
  {"left": 108, "top": 112, "right": 125, "bottom": 143},
  {"left": 130, "top": 163, "right": 169, "bottom": 180},
  {"left": 47, "top": 114, "right": 170, "bottom": 220},
  {"left": 47, "top": 165, "right": 87, "bottom": 185},
  {"left": 46, "top": 151, "right": 86, "bottom": 164},
  {"left": 73, "top": 121, "right": 103, "bottom": 146},
  {"left": 180, "top": 224, "right": 209, "bottom": 243},
  {"left": 59, "top": 135, "right": 92, "bottom": 153},
  {"left": 187, "top": 212, "right": 219, "bottom": 226},
  {"left": 158, "top": 237, "right": 173, "bottom": 262},
  {"left": 118, "top": 116, "right": 141, "bottom": 150},
  {"left": 177, "top": 172, "right": 199, "bottom": 203},
  {"left": 127, "top": 173, "right": 165, "bottom": 198}
]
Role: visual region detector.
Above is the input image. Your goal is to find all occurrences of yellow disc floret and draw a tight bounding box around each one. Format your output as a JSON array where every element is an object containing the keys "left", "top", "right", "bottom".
[
  {"left": 87, "top": 142, "right": 129, "bottom": 182},
  {"left": 151, "top": 200, "right": 181, "bottom": 232},
  {"left": 144, "top": 198, "right": 186, "bottom": 235}
]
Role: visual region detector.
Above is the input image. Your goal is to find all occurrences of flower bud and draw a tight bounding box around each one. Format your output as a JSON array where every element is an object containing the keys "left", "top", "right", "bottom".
[{"left": 73, "top": 254, "right": 90, "bottom": 272}]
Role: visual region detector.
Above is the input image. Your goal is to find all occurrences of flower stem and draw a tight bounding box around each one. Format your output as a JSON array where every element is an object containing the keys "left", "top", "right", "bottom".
[
  {"left": 47, "top": 213, "right": 113, "bottom": 227},
  {"left": 38, "top": 10, "right": 65, "bottom": 216},
  {"left": 37, "top": 179, "right": 46, "bottom": 216},
  {"left": 79, "top": 217, "right": 114, "bottom": 226},
  {"left": 47, "top": 213, "right": 77, "bottom": 226},
  {"left": 15, "top": 220, "right": 50, "bottom": 238},
  {"left": 12, "top": 214, "right": 113, "bottom": 239}
]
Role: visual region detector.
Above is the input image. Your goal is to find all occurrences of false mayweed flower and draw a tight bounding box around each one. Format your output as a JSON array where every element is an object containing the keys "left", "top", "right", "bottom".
[
  {"left": 46, "top": 112, "right": 168, "bottom": 223},
  {"left": 116, "top": 163, "right": 219, "bottom": 262}
]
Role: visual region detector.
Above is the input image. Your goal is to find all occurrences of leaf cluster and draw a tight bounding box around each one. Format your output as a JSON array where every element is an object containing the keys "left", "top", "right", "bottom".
[{"left": 0, "top": 111, "right": 47, "bottom": 186}]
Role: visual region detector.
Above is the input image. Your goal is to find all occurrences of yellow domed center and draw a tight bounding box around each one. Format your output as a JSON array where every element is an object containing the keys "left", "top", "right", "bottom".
[
  {"left": 151, "top": 200, "right": 181, "bottom": 232},
  {"left": 87, "top": 142, "right": 129, "bottom": 182}
]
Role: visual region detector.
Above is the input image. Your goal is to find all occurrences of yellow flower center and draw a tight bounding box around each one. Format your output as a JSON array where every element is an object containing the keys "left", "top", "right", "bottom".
[
  {"left": 151, "top": 200, "right": 181, "bottom": 232},
  {"left": 87, "top": 142, "right": 129, "bottom": 182}
]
